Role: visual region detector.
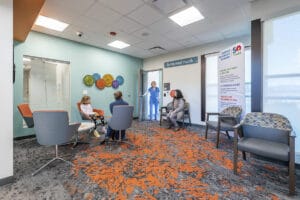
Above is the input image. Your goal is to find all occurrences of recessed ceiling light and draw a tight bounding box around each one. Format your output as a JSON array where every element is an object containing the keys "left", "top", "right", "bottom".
[
  {"left": 35, "top": 15, "right": 69, "bottom": 32},
  {"left": 107, "top": 40, "right": 130, "bottom": 49},
  {"left": 169, "top": 6, "right": 204, "bottom": 27}
]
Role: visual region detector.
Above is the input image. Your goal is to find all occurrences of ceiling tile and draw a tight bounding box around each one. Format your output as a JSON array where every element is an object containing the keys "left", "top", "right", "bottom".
[
  {"left": 85, "top": 2, "right": 122, "bottom": 25},
  {"left": 148, "top": 18, "right": 180, "bottom": 34},
  {"left": 97, "top": 0, "right": 144, "bottom": 15},
  {"left": 128, "top": 4, "right": 164, "bottom": 26},
  {"left": 112, "top": 17, "right": 144, "bottom": 34}
]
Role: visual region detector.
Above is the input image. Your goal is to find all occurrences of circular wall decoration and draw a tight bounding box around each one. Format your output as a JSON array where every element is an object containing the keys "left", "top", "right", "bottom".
[
  {"left": 112, "top": 80, "right": 119, "bottom": 89},
  {"left": 83, "top": 75, "right": 94, "bottom": 87},
  {"left": 93, "top": 73, "right": 101, "bottom": 81},
  {"left": 116, "top": 75, "right": 124, "bottom": 85},
  {"left": 170, "top": 89, "right": 176, "bottom": 97},
  {"left": 96, "top": 79, "right": 105, "bottom": 90},
  {"left": 102, "top": 74, "right": 114, "bottom": 87}
]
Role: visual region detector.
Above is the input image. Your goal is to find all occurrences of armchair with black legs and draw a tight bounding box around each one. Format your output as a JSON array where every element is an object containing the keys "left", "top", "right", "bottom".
[
  {"left": 205, "top": 106, "right": 242, "bottom": 148},
  {"left": 233, "top": 112, "right": 296, "bottom": 195}
]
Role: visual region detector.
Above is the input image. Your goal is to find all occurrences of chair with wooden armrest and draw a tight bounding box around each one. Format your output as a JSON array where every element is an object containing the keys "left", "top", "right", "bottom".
[
  {"left": 233, "top": 112, "right": 296, "bottom": 195},
  {"left": 205, "top": 106, "right": 242, "bottom": 148}
]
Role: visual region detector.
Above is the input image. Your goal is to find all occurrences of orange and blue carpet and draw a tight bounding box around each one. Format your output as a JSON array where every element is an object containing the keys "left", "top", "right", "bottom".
[{"left": 71, "top": 121, "right": 298, "bottom": 199}]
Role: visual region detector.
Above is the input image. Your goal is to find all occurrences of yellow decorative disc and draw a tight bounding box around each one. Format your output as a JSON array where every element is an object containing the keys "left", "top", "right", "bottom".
[{"left": 102, "top": 74, "right": 114, "bottom": 87}]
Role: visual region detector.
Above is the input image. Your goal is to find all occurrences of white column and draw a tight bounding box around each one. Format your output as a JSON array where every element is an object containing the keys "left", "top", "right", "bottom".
[{"left": 0, "top": 0, "right": 13, "bottom": 181}]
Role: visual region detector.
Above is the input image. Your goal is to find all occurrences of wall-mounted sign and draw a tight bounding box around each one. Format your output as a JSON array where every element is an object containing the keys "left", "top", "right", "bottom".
[{"left": 164, "top": 56, "right": 198, "bottom": 68}]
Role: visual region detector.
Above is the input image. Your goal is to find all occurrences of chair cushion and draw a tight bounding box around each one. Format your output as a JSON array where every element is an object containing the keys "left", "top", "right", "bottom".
[
  {"left": 238, "top": 138, "right": 290, "bottom": 161},
  {"left": 206, "top": 121, "right": 234, "bottom": 131}
]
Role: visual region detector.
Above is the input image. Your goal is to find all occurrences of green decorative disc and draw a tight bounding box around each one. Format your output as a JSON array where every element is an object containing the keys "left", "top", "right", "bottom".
[{"left": 83, "top": 75, "right": 95, "bottom": 87}]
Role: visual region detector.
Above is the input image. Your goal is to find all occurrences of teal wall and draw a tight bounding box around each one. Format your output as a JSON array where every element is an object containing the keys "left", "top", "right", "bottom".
[{"left": 14, "top": 31, "right": 142, "bottom": 137}]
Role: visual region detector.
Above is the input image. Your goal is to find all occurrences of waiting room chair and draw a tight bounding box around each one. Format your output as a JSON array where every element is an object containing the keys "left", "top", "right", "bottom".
[
  {"left": 76, "top": 102, "right": 105, "bottom": 135},
  {"left": 180, "top": 102, "right": 192, "bottom": 127},
  {"left": 233, "top": 112, "right": 296, "bottom": 195},
  {"left": 32, "top": 111, "right": 81, "bottom": 176},
  {"left": 160, "top": 101, "right": 191, "bottom": 128},
  {"left": 205, "top": 106, "right": 242, "bottom": 148},
  {"left": 159, "top": 102, "right": 173, "bottom": 126},
  {"left": 107, "top": 105, "right": 134, "bottom": 147},
  {"left": 17, "top": 103, "right": 34, "bottom": 128}
]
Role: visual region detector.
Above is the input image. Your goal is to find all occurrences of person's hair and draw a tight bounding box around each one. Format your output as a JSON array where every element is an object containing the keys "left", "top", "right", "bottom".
[
  {"left": 81, "top": 95, "right": 91, "bottom": 104},
  {"left": 174, "top": 89, "right": 184, "bottom": 99},
  {"left": 114, "top": 91, "right": 123, "bottom": 100}
]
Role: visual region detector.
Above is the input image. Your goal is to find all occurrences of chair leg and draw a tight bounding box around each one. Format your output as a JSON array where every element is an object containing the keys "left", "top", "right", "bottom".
[
  {"left": 205, "top": 125, "right": 209, "bottom": 139},
  {"left": 160, "top": 115, "right": 162, "bottom": 126},
  {"left": 233, "top": 140, "right": 238, "bottom": 175},
  {"left": 289, "top": 156, "right": 296, "bottom": 195},
  {"left": 242, "top": 151, "right": 246, "bottom": 160},
  {"left": 32, "top": 145, "right": 73, "bottom": 176},
  {"left": 216, "top": 128, "right": 220, "bottom": 148},
  {"left": 225, "top": 131, "right": 231, "bottom": 139}
]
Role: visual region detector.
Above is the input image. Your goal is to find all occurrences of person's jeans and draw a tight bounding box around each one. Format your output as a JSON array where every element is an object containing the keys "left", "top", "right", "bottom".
[
  {"left": 167, "top": 111, "right": 179, "bottom": 127},
  {"left": 149, "top": 99, "right": 159, "bottom": 120},
  {"left": 106, "top": 126, "right": 126, "bottom": 140}
]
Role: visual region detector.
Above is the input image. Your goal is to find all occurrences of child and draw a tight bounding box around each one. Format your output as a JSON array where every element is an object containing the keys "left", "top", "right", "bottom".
[{"left": 80, "top": 96, "right": 106, "bottom": 137}]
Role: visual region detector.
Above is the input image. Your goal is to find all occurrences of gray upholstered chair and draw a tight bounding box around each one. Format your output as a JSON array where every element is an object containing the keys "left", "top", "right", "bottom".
[
  {"left": 107, "top": 105, "right": 134, "bottom": 146},
  {"left": 32, "top": 111, "right": 81, "bottom": 176},
  {"left": 233, "top": 112, "right": 296, "bottom": 195},
  {"left": 205, "top": 106, "right": 242, "bottom": 148}
]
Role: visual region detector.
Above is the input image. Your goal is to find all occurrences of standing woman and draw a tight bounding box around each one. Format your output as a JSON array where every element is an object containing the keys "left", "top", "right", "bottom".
[
  {"left": 148, "top": 81, "right": 160, "bottom": 120},
  {"left": 167, "top": 89, "right": 185, "bottom": 131}
]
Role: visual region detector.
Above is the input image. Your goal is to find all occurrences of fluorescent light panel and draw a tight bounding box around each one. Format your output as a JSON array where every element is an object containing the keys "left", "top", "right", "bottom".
[
  {"left": 35, "top": 15, "right": 69, "bottom": 32},
  {"left": 169, "top": 6, "right": 204, "bottom": 27},
  {"left": 108, "top": 40, "right": 130, "bottom": 49}
]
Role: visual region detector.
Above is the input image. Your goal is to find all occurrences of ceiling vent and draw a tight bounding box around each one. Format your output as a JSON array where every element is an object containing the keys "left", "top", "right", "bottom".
[
  {"left": 148, "top": 46, "right": 167, "bottom": 54},
  {"left": 150, "top": 0, "right": 187, "bottom": 14}
]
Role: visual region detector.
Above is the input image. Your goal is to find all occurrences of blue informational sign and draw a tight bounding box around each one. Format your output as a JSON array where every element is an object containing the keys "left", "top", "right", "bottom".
[{"left": 164, "top": 56, "right": 198, "bottom": 68}]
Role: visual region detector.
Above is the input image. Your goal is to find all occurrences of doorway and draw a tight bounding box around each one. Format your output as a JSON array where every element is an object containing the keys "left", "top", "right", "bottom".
[
  {"left": 141, "top": 69, "right": 163, "bottom": 121},
  {"left": 23, "top": 56, "right": 70, "bottom": 120}
]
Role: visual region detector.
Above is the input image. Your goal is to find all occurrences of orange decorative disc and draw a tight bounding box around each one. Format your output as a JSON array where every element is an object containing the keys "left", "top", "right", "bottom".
[
  {"left": 102, "top": 74, "right": 114, "bottom": 87},
  {"left": 170, "top": 90, "right": 176, "bottom": 97},
  {"left": 96, "top": 79, "right": 106, "bottom": 90}
]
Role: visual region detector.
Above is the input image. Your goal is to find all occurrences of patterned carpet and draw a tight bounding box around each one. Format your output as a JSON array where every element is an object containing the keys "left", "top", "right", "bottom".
[{"left": 0, "top": 120, "right": 299, "bottom": 199}]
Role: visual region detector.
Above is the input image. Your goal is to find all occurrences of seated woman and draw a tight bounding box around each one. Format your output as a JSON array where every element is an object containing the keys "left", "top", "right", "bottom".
[
  {"left": 167, "top": 89, "right": 185, "bottom": 131},
  {"left": 80, "top": 95, "right": 105, "bottom": 137}
]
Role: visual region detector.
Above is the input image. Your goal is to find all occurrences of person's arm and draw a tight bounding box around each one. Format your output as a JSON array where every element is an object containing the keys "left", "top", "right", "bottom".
[
  {"left": 173, "top": 99, "right": 184, "bottom": 113},
  {"left": 109, "top": 102, "right": 113, "bottom": 114}
]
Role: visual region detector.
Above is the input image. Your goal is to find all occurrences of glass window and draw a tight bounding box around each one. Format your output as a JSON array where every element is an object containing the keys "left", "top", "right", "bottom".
[
  {"left": 205, "top": 49, "right": 251, "bottom": 116},
  {"left": 263, "top": 11, "right": 300, "bottom": 153}
]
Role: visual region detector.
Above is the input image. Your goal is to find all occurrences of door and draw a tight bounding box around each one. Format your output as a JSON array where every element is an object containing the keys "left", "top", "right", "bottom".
[{"left": 141, "top": 69, "right": 163, "bottom": 121}]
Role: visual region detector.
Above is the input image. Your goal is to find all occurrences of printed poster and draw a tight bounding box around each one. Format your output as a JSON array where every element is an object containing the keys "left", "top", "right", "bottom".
[{"left": 218, "top": 43, "right": 245, "bottom": 113}]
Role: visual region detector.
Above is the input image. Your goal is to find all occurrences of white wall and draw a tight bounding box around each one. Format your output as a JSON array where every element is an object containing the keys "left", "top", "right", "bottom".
[
  {"left": 143, "top": 35, "right": 250, "bottom": 124},
  {"left": 0, "top": 0, "right": 13, "bottom": 180}
]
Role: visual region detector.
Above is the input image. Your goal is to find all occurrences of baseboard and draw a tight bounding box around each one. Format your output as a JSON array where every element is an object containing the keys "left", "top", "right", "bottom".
[
  {"left": 14, "top": 134, "right": 36, "bottom": 140},
  {"left": 0, "top": 176, "right": 14, "bottom": 186}
]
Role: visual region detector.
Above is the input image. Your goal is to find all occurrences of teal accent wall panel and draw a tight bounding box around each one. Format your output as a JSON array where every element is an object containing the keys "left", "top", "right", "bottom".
[{"left": 14, "top": 31, "right": 142, "bottom": 137}]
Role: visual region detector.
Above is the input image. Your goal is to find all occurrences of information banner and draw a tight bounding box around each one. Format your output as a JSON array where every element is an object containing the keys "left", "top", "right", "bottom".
[{"left": 218, "top": 43, "right": 245, "bottom": 112}]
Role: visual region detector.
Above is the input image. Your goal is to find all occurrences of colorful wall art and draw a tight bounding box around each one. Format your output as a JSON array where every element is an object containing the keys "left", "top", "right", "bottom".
[{"left": 83, "top": 73, "right": 124, "bottom": 90}]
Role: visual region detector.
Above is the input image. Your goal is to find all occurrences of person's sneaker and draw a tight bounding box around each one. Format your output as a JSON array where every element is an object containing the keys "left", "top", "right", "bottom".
[
  {"left": 167, "top": 125, "right": 173, "bottom": 129},
  {"left": 93, "top": 130, "right": 100, "bottom": 138}
]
